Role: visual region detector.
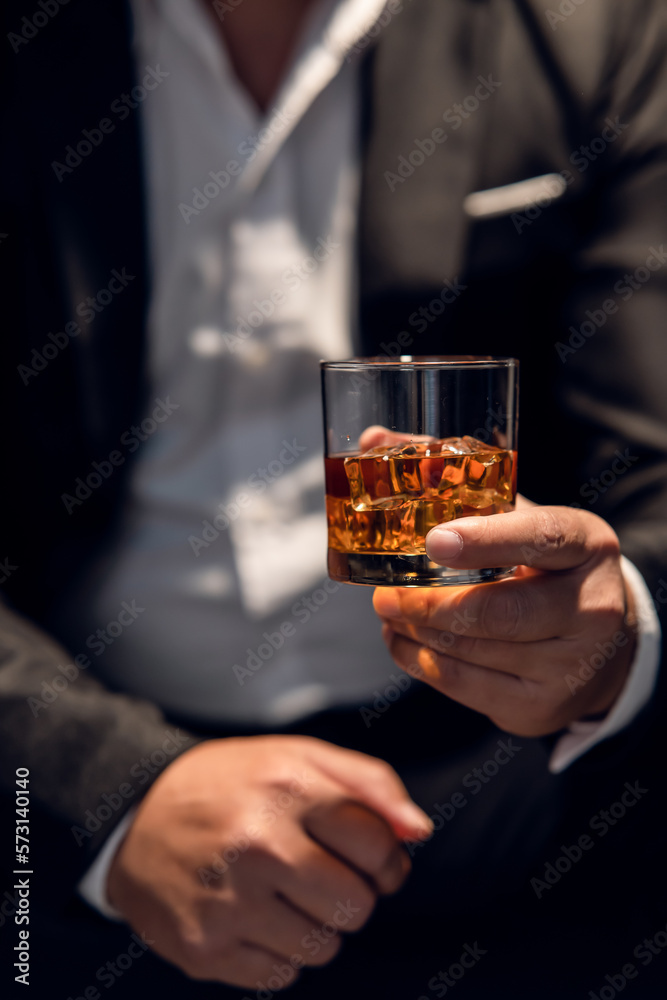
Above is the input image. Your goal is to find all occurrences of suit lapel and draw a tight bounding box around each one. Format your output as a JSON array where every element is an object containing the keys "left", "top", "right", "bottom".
[
  {"left": 357, "top": 0, "right": 498, "bottom": 352},
  {"left": 29, "top": 0, "right": 496, "bottom": 436}
]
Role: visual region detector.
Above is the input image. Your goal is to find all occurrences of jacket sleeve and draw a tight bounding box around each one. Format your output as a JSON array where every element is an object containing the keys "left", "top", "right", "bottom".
[
  {"left": 0, "top": 0, "right": 203, "bottom": 901},
  {"left": 548, "top": 0, "right": 667, "bottom": 766},
  {"left": 0, "top": 602, "right": 201, "bottom": 896}
]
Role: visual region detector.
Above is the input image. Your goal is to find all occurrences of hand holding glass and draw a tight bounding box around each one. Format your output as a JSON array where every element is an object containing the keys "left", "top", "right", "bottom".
[{"left": 320, "top": 357, "right": 519, "bottom": 586}]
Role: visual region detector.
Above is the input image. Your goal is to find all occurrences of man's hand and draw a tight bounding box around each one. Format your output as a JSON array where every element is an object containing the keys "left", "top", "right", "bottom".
[
  {"left": 373, "top": 503, "right": 638, "bottom": 736},
  {"left": 107, "top": 735, "right": 431, "bottom": 988}
]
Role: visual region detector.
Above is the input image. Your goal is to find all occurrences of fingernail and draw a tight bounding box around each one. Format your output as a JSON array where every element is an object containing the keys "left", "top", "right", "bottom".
[
  {"left": 376, "top": 589, "right": 401, "bottom": 618},
  {"left": 426, "top": 527, "right": 463, "bottom": 563},
  {"left": 398, "top": 802, "right": 434, "bottom": 832}
]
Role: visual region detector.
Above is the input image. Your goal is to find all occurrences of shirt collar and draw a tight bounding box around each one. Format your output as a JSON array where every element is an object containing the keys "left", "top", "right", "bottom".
[{"left": 134, "top": 0, "right": 390, "bottom": 191}]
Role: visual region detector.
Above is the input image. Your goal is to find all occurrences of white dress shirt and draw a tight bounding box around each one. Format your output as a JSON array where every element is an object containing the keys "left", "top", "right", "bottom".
[
  {"left": 77, "top": 0, "right": 661, "bottom": 917},
  {"left": 60, "top": 0, "right": 401, "bottom": 727}
]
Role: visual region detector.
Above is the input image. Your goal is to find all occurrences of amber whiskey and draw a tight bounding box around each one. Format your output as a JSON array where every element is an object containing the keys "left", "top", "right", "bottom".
[{"left": 325, "top": 437, "right": 516, "bottom": 579}]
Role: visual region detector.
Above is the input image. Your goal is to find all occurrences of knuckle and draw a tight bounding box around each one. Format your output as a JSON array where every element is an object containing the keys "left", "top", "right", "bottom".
[
  {"left": 434, "top": 627, "right": 457, "bottom": 652},
  {"left": 180, "top": 932, "right": 231, "bottom": 980},
  {"left": 598, "top": 585, "right": 626, "bottom": 620},
  {"left": 448, "top": 635, "right": 477, "bottom": 660},
  {"left": 585, "top": 572, "right": 626, "bottom": 627},
  {"left": 531, "top": 703, "right": 562, "bottom": 735},
  {"left": 365, "top": 755, "right": 400, "bottom": 791},
  {"left": 533, "top": 509, "right": 567, "bottom": 556},
  {"left": 370, "top": 832, "right": 401, "bottom": 877},
  {"left": 581, "top": 509, "right": 621, "bottom": 554},
  {"left": 245, "top": 832, "right": 277, "bottom": 864},
  {"left": 305, "top": 934, "right": 343, "bottom": 966},
  {"left": 183, "top": 963, "right": 221, "bottom": 983},
  {"left": 598, "top": 526, "right": 621, "bottom": 560},
  {"left": 596, "top": 607, "right": 626, "bottom": 642},
  {"left": 378, "top": 847, "right": 410, "bottom": 894},
  {"left": 479, "top": 588, "right": 526, "bottom": 640},
  {"left": 404, "top": 590, "right": 432, "bottom": 626},
  {"left": 520, "top": 684, "right": 567, "bottom": 736},
  {"left": 434, "top": 653, "right": 463, "bottom": 685},
  {"left": 345, "top": 883, "right": 376, "bottom": 929}
]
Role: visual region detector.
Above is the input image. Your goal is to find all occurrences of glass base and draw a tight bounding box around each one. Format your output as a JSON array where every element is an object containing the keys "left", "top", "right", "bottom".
[{"left": 328, "top": 550, "right": 516, "bottom": 587}]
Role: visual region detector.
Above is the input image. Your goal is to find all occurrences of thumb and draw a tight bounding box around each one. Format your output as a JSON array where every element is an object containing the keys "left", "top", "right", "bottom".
[{"left": 305, "top": 739, "right": 433, "bottom": 841}]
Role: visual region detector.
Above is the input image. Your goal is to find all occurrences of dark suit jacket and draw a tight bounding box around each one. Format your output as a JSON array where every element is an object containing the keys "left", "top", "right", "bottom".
[{"left": 1, "top": 0, "right": 667, "bottom": 900}]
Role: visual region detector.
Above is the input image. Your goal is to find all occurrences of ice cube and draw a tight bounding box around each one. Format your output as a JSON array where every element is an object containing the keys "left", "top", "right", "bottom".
[
  {"left": 388, "top": 445, "right": 424, "bottom": 497},
  {"left": 412, "top": 497, "right": 459, "bottom": 538},
  {"left": 462, "top": 435, "right": 499, "bottom": 453},
  {"left": 344, "top": 451, "right": 393, "bottom": 505},
  {"left": 346, "top": 499, "right": 413, "bottom": 552},
  {"left": 353, "top": 495, "right": 411, "bottom": 511},
  {"left": 391, "top": 443, "right": 420, "bottom": 457},
  {"left": 437, "top": 437, "right": 473, "bottom": 455},
  {"left": 454, "top": 485, "right": 499, "bottom": 510},
  {"left": 343, "top": 456, "right": 368, "bottom": 506},
  {"left": 437, "top": 453, "right": 470, "bottom": 495},
  {"left": 361, "top": 445, "right": 396, "bottom": 457},
  {"left": 466, "top": 450, "right": 505, "bottom": 486}
]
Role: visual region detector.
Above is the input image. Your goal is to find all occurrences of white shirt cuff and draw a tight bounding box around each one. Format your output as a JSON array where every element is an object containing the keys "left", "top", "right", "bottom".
[
  {"left": 549, "top": 555, "right": 662, "bottom": 773},
  {"left": 77, "top": 807, "right": 137, "bottom": 920}
]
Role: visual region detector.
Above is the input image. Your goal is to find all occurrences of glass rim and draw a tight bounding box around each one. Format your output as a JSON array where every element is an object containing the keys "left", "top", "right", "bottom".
[{"left": 320, "top": 355, "right": 519, "bottom": 372}]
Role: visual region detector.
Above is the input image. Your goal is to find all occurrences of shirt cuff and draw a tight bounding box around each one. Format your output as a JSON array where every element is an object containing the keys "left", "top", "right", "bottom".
[
  {"left": 549, "top": 556, "right": 662, "bottom": 774},
  {"left": 77, "top": 807, "right": 137, "bottom": 921}
]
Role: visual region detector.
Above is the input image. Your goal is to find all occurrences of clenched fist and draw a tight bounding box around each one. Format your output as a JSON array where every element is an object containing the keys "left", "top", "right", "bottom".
[{"left": 107, "top": 735, "right": 432, "bottom": 988}]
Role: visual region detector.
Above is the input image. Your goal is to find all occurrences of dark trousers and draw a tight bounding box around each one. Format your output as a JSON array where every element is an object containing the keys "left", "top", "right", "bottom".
[{"left": 27, "top": 685, "right": 666, "bottom": 999}]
